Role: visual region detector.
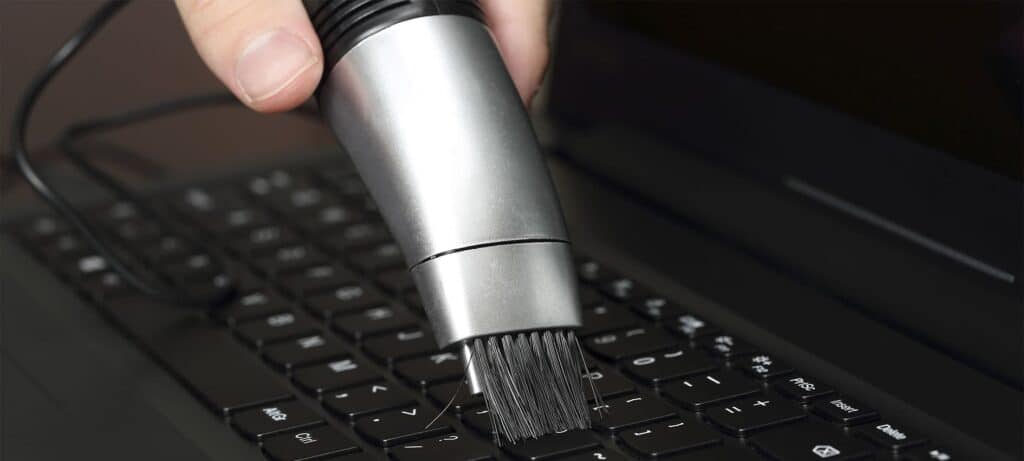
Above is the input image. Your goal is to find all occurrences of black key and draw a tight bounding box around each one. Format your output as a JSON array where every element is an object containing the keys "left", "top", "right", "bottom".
[
  {"left": 662, "top": 370, "right": 760, "bottom": 410},
  {"left": 232, "top": 400, "right": 322, "bottom": 440},
  {"left": 79, "top": 271, "right": 134, "bottom": 302},
  {"left": 41, "top": 233, "right": 91, "bottom": 261},
  {"left": 230, "top": 225, "right": 300, "bottom": 255},
  {"left": 349, "top": 242, "right": 404, "bottom": 273},
  {"left": 577, "top": 287, "right": 604, "bottom": 307},
  {"left": 297, "top": 204, "right": 362, "bottom": 234},
  {"left": 280, "top": 264, "right": 357, "bottom": 298},
  {"left": 900, "top": 445, "right": 958, "bottom": 460},
  {"left": 19, "top": 215, "right": 68, "bottom": 242},
  {"left": 321, "top": 222, "right": 391, "bottom": 253},
  {"left": 559, "top": 448, "right": 630, "bottom": 461},
  {"left": 600, "top": 277, "right": 645, "bottom": 302},
  {"left": 501, "top": 430, "right": 600, "bottom": 460},
  {"left": 394, "top": 351, "right": 464, "bottom": 389},
  {"left": 666, "top": 445, "right": 763, "bottom": 461},
  {"left": 577, "top": 259, "right": 615, "bottom": 284},
  {"left": 462, "top": 407, "right": 495, "bottom": 435},
  {"left": 264, "top": 334, "right": 349, "bottom": 372},
  {"left": 631, "top": 295, "right": 685, "bottom": 321},
  {"left": 354, "top": 405, "right": 453, "bottom": 447},
  {"left": 621, "top": 347, "right": 718, "bottom": 385},
  {"left": 246, "top": 169, "right": 307, "bottom": 197},
  {"left": 163, "top": 252, "right": 220, "bottom": 282},
  {"left": 362, "top": 328, "right": 438, "bottom": 365},
  {"left": 215, "top": 290, "right": 291, "bottom": 326},
  {"left": 577, "top": 303, "right": 641, "bottom": 337},
  {"left": 236, "top": 312, "right": 319, "bottom": 348},
  {"left": 294, "top": 357, "right": 378, "bottom": 396},
  {"left": 618, "top": 417, "right": 720, "bottom": 458},
  {"left": 390, "top": 432, "right": 493, "bottom": 461},
  {"left": 103, "top": 296, "right": 292, "bottom": 415},
  {"left": 253, "top": 244, "right": 330, "bottom": 277},
  {"left": 580, "top": 367, "right": 635, "bottom": 400},
  {"left": 855, "top": 421, "right": 927, "bottom": 453},
  {"left": 583, "top": 327, "right": 676, "bottom": 361},
  {"left": 141, "top": 235, "right": 193, "bottom": 264},
  {"left": 427, "top": 381, "right": 484, "bottom": 413},
  {"left": 403, "top": 291, "right": 425, "bottom": 314},
  {"left": 738, "top": 353, "right": 794, "bottom": 380},
  {"left": 262, "top": 426, "right": 360, "bottom": 461},
  {"left": 95, "top": 200, "right": 139, "bottom": 222},
  {"left": 202, "top": 207, "right": 272, "bottom": 235},
  {"left": 68, "top": 254, "right": 110, "bottom": 279},
  {"left": 773, "top": 375, "right": 836, "bottom": 403},
  {"left": 751, "top": 422, "right": 874, "bottom": 461},
  {"left": 705, "top": 396, "right": 806, "bottom": 436},
  {"left": 812, "top": 397, "right": 879, "bottom": 426},
  {"left": 305, "top": 283, "right": 386, "bottom": 319},
  {"left": 664, "top": 313, "right": 720, "bottom": 340},
  {"left": 332, "top": 305, "right": 418, "bottom": 341},
  {"left": 698, "top": 334, "right": 756, "bottom": 359},
  {"left": 175, "top": 186, "right": 248, "bottom": 216},
  {"left": 266, "top": 187, "right": 340, "bottom": 215},
  {"left": 376, "top": 269, "right": 415, "bottom": 294},
  {"left": 589, "top": 394, "right": 677, "bottom": 434},
  {"left": 318, "top": 168, "right": 364, "bottom": 196},
  {"left": 108, "top": 219, "right": 162, "bottom": 243},
  {"left": 323, "top": 382, "right": 416, "bottom": 421}
]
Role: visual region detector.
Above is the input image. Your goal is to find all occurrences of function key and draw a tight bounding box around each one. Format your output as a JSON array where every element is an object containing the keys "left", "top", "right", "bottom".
[
  {"left": 578, "top": 302, "right": 642, "bottom": 337},
  {"left": 390, "top": 432, "right": 493, "bottom": 461},
  {"left": 294, "top": 357, "right": 378, "bottom": 396},
  {"left": 332, "top": 305, "right": 418, "bottom": 341},
  {"left": 583, "top": 327, "right": 676, "bottom": 361},
  {"left": 354, "top": 405, "right": 453, "bottom": 447},
  {"left": 231, "top": 400, "right": 322, "bottom": 440},
  {"left": 261, "top": 426, "right": 360, "bottom": 461},
  {"left": 812, "top": 397, "right": 879, "bottom": 426},
  {"left": 321, "top": 221, "right": 391, "bottom": 253},
  {"left": 590, "top": 394, "right": 678, "bottom": 434},
  {"left": 621, "top": 347, "right": 718, "bottom": 385},
  {"left": 661, "top": 370, "right": 760, "bottom": 411},
  {"left": 664, "top": 313, "right": 720, "bottom": 340},
  {"left": 855, "top": 421, "right": 927, "bottom": 453},
  {"left": 324, "top": 382, "right": 416, "bottom": 421},
  {"left": 631, "top": 295, "right": 685, "bottom": 321},
  {"left": 699, "top": 334, "right": 756, "bottom": 359},
  {"left": 772, "top": 375, "right": 836, "bottom": 403},
  {"left": 264, "top": 334, "right": 349, "bottom": 372},
  {"left": 279, "top": 264, "right": 357, "bottom": 298},
  {"left": 394, "top": 352, "right": 464, "bottom": 389},
  {"left": 305, "top": 283, "right": 386, "bottom": 319},
  {"left": 618, "top": 416, "right": 720, "bottom": 458},
  {"left": 235, "top": 312, "right": 318, "bottom": 349},
  {"left": 215, "top": 290, "right": 291, "bottom": 326},
  {"left": 362, "top": 328, "right": 438, "bottom": 365},
  {"left": 705, "top": 396, "right": 806, "bottom": 436},
  {"left": 750, "top": 422, "right": 874, "bottom": 461},
  {"left": 738, "top": 353, "right": 794, "bottom": 380}
]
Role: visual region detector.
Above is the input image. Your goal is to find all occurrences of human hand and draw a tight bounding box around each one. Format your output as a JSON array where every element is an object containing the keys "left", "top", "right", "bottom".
[{"left": 174, "top": 0, "right": 551, "bottom": 113}]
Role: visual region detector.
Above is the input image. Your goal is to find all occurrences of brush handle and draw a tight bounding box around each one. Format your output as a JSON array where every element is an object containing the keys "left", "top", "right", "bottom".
[{"left": 304, "top": 0, "right": 582, "bottom": 351}]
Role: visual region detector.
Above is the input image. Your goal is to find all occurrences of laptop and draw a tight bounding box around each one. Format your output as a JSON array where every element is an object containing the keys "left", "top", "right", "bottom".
[{"left": 2, "top": 1, "right": 1020, "bottom": 460}]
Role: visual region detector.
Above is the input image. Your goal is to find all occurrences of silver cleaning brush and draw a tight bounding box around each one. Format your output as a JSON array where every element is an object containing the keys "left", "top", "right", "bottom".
[{"left": 303, "top": 0, "right": 595, "bottom": 443}]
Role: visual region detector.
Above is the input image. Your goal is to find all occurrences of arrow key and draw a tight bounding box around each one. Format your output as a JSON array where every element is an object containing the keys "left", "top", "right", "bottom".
[
  {"left": 323, "top": 382, "right": 416, "bottom": 421},
  {"left": 355, "top": 405, "right": 453, "bottom": 447}
]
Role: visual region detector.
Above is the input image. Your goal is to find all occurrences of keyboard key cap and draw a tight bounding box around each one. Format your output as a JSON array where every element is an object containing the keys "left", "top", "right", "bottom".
[
  {"left": 232, "top": 401, "right": 322, "bottom": 440},
  {"left": 230, "top": 225, "right": 299, "bottom": 255},
  {"left": 589, "top": 394, "right": 677, "bottom": 434},
  {"left": 699, "top": 334, "right": 756, "bottom": 359},
  {"left": 577, "top": 287, "right": 604, "bottom": 307},
  {"left": 558, "top": 448, "right": 629, "bottom": 461},
  {"left": 577, "top": 259, "right": 615, "bottom": 284},
  {"left": 202, "top": 207, "right": 272, "bottom": 235},
  {"left": 246, "top": 169, "right": 308, "bottom": 197},
  {"left": 855, "top": 421, "right": 927, "bottom": 453},
  {"left": 773, "top": 375, "right": 836, "bottom": 403},
  {"left": 332, "top": 305, "right": 418, "bottom": 341},
  {"left": 427, "top": 381, "right": 484, "bottom": 413},
  {"left": 236, "top": 312, "right": 318, "bottom": 348},
  {"left": 376, "top": 269, "right": 415, "bottom": 294},
  {"left": 631, "top": 296, "right": 685, "bottom": 321},
  {"left": 306, "top": 283, "right": 386, "bottom": 319},
  {"left": 600, "top": 277, "right": 645, "bottom": 302},
  {"left": 253, "top": 244, "right": 330, "bottom": 277},
  {"left": 621, "top": 347, "right": 718, "bottom": 385},
  {"left": 664, "top": 445, "right": 763, "bottom": 461},
  {"left": 390, "top": 432, "right": 493, "bottom": 461},
  {"left": 280, "top": 264, "right": 357, "bottom": 298},
  {"left": 215, "top": 290, "right": 291, "bottom": 326},
  {"left": 321, "top": 222, "right": 391, "bottom": 253},
  {"left": 19, "top": 215, "right": 68, "bottom": 242},
  {"left": 362, "top": 329, "right": 438, "bottom": 365},
  {"left": 502, "top": 430, "right": 600, "bottom": 460},
  {"left": 812, "top": 397, "right": 879, "bottom": 426},
  {"left": 462, "top": 407, "right": 495, "bottom": 435},
  {"left": 584, "top": 327, "right": 676, "bottom": 361},
  {"left": 395, "top": 352, "right": 464, "bottom": 389},
  {"left": 349, "top": 242, "right": 404, "bottom": 273},
  {"left": 164, "top": 253, "right": 220, "bottom": 282},
  {"left": 706, "top": 396, "right": 806, "bottom": 436},
  {"left": 41, "top": 233, "right": 91, "bottom": 261},
  {"left": 108, "top": 219, "right": 162, "bottom": 243},
  {"left": 79, "top": 271, "right": 134, "bottom": 302},
  {"left": 175, "top": 186, "right": 248, "bottom": 216},
  {"left": 141, "top": 235, "right": 193, "bottom": 264},
  {"left": 355, "top": 405, "right": 453, "bottom": 447},
  {"left": 264, "top": 334, "right": 349, "bottom": 372},
  {"left": 294, "top": 357, "right": 378, "bottom": 396},
  {"left": 297, "top": 204, "right": 362, "bottom": 234},
  {"left": 577, "top": 303, "right": 641, "bottom": 337},
  {"left": 618, "top": 417, "right": 720, "bottom": 457},
  {"left": 738, "top": 353, "right": 794, "bottom": 380},
  {"left": 262, "top": 426, "right": 360, "bottom": 461},
  {"left": 662, "top": 370, "right": 760, "bottom": 410},
  {"left": 266, "top": 187, "right": 340, "bottom": 215},
  {"left": 324, "top": 382, "right": 416, "bottom": 421},
  {"left": 580, "top": 367, "right": 635, "bottom": 400},
  {"left": 664, "top": 314, "right": 720, "bottom": 340},
  {"left": 751, "top": 422, "right": 874, "bottom": 461},
  {"left": 901, "top": 445, "right": 958, "bottom": 460}
]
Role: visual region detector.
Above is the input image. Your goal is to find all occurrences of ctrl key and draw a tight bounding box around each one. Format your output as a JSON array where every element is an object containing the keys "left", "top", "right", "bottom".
[{"left": 262, "top": 426, "right": 360, "bottom": 461}]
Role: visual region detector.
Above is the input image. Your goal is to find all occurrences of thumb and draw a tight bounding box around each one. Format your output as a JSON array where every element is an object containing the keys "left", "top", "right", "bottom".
[{"left": 175, "top": 0, "right": 323, "bottom": 113}]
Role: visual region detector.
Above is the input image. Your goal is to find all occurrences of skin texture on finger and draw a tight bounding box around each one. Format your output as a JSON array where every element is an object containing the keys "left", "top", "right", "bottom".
[
  {"left": 174, "top": 0, "right": 323, "bottom": 112},
  {"left": 481, "top": 0, "right": 552, "bottom": 107}
]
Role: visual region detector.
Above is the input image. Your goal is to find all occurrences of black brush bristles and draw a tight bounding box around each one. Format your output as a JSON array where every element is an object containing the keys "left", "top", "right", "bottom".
[{"left": 469, "top": 330, "right": 600, "bottom": 444}]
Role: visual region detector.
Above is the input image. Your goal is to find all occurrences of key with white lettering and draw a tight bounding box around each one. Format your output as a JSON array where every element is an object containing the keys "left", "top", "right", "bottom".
[
  {"left": 900, "top": 445, "right": 957, "bottom": 460},
  {"left": 854, "top": 421, "right": 927, "bottom": 453},
  {"left": 231, "top": 400, "right": 322, "bottom": 440},
  {"left": 332, "top": 305, "right": 418, "bottom": 341},
  {"left": 589, "top": 394, "right": 678, "bottom": 434},
  {"left": 390, "top": 432, "right": 494, "bottom": 461},
  {"left": 698, "top": 334, "right": 756, "bottom": 359},
  {"left": 294, "top": 357, "right": 379, "bottom": 396},
  {"left": 580, "top": 366, "right": 635, "bottom": 401},
  {"left": 324, "top": 382, "right": 416, "bottom": 421},
  {"left": 750, "top": 422, "right": 874, "bottom": 461},
  {"left": 394, "top": 352, "right": 464, "bottom": 389},
  {"left": 355, "top": 405, "right": 453, "bottom": 447},
  {"left": 362, "top": 328, "right": 439, "bottom": 365},
  {"left": 235, "top": 312, "right": 319, "bottom": 349},
  {"left": 262, "top": 426, "right": 360, "bottom": 461},
  {"left": 621, "top": 347, "right": 718, "bottom": 384},
  {"left": 215, "top": 290, "right": 291, "bottom": 326},
  {"left": 558, "top": 449, "right": 630, "bottom": 461},
  {"left": 264, "top": 334, "right": 349, "bottom": 371},
  {"left": 706, "top": 396, "right": 806, "bottom": 436},
  {"left": 773, "top": 375, "right": 836, "bottom": 403},
  {"left": 812, "top": 396, "right": 879, "bottom": 426},
  {"left": 619, "top": 417, "right": 720, "bottom": 458},
  {"left": 737, "top": 353, "right": 794, "bottom": 381},
  {"left": 584, "top": 327, "right": 676, "bottom": 361},
  {"left": 662, "top": 370, "right": 760, "bottom": 410}
]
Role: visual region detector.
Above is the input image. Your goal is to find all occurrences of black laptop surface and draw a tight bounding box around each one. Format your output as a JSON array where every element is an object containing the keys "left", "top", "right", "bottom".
[{"left": 2, "top": 2, "right": 1020, "bottom": 460}]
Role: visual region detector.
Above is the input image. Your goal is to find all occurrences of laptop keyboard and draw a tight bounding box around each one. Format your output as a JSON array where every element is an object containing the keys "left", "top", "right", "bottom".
[{"left": 9, "top": 163, "right": 957, "bottom": 460}]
